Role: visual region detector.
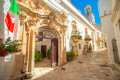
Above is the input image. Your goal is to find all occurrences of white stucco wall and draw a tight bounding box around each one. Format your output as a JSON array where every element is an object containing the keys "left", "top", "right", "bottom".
[
  {"left": 110, "top": 0, "right": 116, "bottom": 13},
  {"left": 0, "top": 0, "right": 19, "bottom": 42},
  {"left": 100, "top": 14, "right": 115, "bottom": 64},
  {"left": 35, "top": 39, "right": 51, "bottom": 52},
  {"left": 112, "top": 8, "right": 120, "bottom": 60},
  {"left": 0, "top": 0, "right": 5, "bottom": 41},
  {"left": 98, "top": 0, "right": 111, "bottom": 17},
  {"left": 66, "top": 13, "right": 93, "bottom": 55}
]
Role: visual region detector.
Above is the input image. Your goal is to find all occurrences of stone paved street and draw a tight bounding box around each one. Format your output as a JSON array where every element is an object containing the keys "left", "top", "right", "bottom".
[{"left": 34, "top": 50, "right": 114, "bottom": 80}]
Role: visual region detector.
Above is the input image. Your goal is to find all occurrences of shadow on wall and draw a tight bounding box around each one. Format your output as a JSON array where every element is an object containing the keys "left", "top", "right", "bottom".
[{"left": 0, "top": 0, "right": 4, "bottom": 41}]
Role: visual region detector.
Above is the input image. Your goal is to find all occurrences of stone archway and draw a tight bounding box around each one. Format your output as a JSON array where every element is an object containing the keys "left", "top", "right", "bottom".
[
  {"left": 18, "top": 0, "right": 67, "bottom": 78},
  {"left": 35, "top": 28, "right": 60, "bottom": 67},
  {"left": 36, "top": 26, "right": 63, "bottom": 66}
]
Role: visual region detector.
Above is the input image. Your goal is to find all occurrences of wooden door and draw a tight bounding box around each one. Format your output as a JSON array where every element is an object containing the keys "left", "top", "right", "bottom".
[
  {"left": 51, "top": 38, "right": 58, "bottom": 67},
  {"left": 41, "top": 45, "right": 46, "bottom": 58}
]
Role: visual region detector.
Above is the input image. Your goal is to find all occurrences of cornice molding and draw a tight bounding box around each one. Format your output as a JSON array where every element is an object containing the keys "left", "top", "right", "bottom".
[{"left": 112, "top": 0, "right": 120, "bottom": 22}]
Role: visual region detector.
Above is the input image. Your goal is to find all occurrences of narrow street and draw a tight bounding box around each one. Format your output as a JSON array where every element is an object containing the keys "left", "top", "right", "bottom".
[{"left": 34, "top": 50, "right": 114, "bottom": 80}]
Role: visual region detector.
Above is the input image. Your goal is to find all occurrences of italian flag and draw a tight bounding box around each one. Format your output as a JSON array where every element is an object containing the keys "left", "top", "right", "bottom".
[{"left": 5, "top": 0, "right": 19, "bottom": 33}]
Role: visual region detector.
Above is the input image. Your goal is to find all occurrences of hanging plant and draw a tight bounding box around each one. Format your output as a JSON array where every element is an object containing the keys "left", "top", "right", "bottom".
[{"left": 85, "top": 35, "right": 92, "bottom": 41}]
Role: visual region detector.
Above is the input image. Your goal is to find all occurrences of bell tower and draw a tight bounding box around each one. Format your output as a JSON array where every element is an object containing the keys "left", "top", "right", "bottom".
[{"left": 85, "top": 5, "right": 95, "bottom": 24}]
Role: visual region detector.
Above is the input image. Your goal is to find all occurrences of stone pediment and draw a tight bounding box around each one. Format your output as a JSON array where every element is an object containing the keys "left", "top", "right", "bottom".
[
  {"left": 17, "top": 0, "right": 51, "bottom": 15},
  {"left": 17, "top": 0, "right": 67, "bottom": 35}
]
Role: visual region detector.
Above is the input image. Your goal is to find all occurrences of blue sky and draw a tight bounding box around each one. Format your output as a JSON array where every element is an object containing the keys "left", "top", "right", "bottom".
[{"left": 70, "top": 0, "right": 100, "bottom": 26}]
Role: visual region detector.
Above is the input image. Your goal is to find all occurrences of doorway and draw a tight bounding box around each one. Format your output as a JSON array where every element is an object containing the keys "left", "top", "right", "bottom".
[{"left": 41, "top": 45, "right": 47, "bottom": 58}]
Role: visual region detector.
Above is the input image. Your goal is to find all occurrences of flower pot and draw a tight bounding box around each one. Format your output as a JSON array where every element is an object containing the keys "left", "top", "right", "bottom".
[
  {"left": 0, "top": 49, "right": 8, "bottom": 57},
  {"left": 72, "top": 38, "right": 79, "bottom": 42},
  {"left": 88, "top": 50, "right": 92, "bottom": 53}
]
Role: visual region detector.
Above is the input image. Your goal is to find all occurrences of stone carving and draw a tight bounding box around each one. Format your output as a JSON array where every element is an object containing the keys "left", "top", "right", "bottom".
[
  {"left": 40, "top": 19, "right": 49, "bottom": 25},
  {"left": 19, "top": 11, "right": 27, "bottom": 25},
  {"left": 55, "top": 13, "right": 66, "bottom": 25},
  {"left": 72, "top": 21, "right": 77, "bottom": 31},
  {"left": 17, "top": 0, "right": 50, "bottom": 15}
]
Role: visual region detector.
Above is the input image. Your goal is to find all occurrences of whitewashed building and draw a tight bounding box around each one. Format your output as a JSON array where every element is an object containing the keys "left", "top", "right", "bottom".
[{"left": 0, "top": 0, "right": 104, "bottom": 79}]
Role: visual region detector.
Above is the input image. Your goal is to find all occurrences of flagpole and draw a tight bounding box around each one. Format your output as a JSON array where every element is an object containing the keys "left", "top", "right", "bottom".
[{"left": 8, "top": 28, "right": 9, "bottom": 37}]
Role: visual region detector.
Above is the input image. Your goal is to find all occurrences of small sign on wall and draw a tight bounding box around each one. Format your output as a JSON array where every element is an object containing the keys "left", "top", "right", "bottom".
[{"left": 0, "top": 38, "right": 3, "bottom": 44}]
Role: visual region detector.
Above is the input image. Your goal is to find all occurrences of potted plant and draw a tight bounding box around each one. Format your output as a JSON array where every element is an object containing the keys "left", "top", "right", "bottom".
[
  {"left": 66, "top": 51, "right": 75, "bottom": 61},
  {"left": 71, "top": 34, "right": 82, "bottom": 40},
  {"left": 35, "top": 49, "right": 43, "bottom": 62},
  {"left": 88, "top": 44, "right": 92, "bottom": 53},
  {"left": 0, "top": 49, "right": 8, "bottom": 57},
  {"left": 0, "top": 37, "right": 22, "bottom": 57},
  {"left": 85, "top": 35, "right": 92, "bottom": 41},
  {"left": 47, "top": 48, "right": 51, "bottom": 59}
]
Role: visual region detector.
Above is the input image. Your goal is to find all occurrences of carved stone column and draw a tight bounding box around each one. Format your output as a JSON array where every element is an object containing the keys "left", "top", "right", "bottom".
[
  {"left": 60, "top": 28, "right": 67, "bottom": 65},
  {"left": 28, "top": 29, "right": 35, "bottom": 78},
  {"left": 58, "top": 37, "right": 61, "bottom": 66},
  {"left": 19, "top": 12, "right": 27, "bottom": 73},
  {"left": 25, "top": 28, "right": 30, "bottom": 74}
]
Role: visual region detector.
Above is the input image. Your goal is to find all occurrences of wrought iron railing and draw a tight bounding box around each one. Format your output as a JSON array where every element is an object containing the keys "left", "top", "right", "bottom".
[{"left": 71, "top": 31, "right": 81, "bottom": 36}]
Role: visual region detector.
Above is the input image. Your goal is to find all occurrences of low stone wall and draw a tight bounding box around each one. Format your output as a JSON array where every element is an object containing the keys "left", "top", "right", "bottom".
[{"left": 0, "top": 52, "right": 24, "bottom": 80}]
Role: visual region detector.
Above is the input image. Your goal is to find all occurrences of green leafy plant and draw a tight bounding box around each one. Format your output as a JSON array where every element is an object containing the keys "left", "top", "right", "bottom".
[
  {"left": 35, "top": 50, "right": 43, "bottom": 61},
  {"left": 66, "top": 51, "right": 75, "bottom": 61},
  {"left": 88, "top": 44, "right": 92, "bottom": 50},
  {"left": 71, "top": 35, "right": 82, "bottom": 40},
  {"left": 85, "top": 35, "right": 92, "bottom": 41},
  {"left": 47, "top": 48, "right": 51, "bottom": 59},
  {"left": 0, "top": 37, "right": 22, "bottom": 53}
]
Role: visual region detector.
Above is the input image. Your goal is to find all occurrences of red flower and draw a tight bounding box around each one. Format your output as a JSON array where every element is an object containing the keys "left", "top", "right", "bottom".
[
  {"left": 14, "top": 51, "right": 17, "bottom": 53},
  {"left": 48, "top": 54, "right": 51, "bottom": 57},
  {"left": 8, "top": 37, "right": 11, "bottom": 41},
  {"left": 13, "top": 44, "right": 16, "bottom": 48},
  {"left": 19, "top": 40, "right": 22, "bottom": 42}
]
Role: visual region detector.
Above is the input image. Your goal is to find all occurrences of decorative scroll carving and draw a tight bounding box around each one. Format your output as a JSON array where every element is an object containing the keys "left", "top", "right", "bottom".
[
  {"left": 55, "top": 13, "right": 66, "bottom": 25},
  {"left": 18, "top": 0, "right": 68, "bottom": 36},
  {"left": 19, "top": 11, "right": 27, "bottom": 25},
  {"left": 40, "top": 19, "right": 49, "bottom": 25},
  {"left": 17, "top": 0, "right": 50, "bottom": 15}
]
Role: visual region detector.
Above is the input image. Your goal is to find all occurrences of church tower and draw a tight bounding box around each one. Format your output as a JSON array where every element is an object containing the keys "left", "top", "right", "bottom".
[{"left": 85, "top": 5, "right": 95, "bottom": 24}]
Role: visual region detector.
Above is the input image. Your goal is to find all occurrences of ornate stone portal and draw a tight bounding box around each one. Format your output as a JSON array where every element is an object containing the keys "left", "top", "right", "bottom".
[{"left": 17, "top": 0, "right": 67, "bottom": 79}]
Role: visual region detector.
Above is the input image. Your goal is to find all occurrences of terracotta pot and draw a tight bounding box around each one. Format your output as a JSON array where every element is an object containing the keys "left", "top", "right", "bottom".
[
  {"left": 0, "top": 49, "right": 8, "bottom": 57},
  {"left": 83, "top": 52, "right": 87, "bottom": 55},
  {"left": 88, "top": 50, "right": 92, "bottom": 53}
]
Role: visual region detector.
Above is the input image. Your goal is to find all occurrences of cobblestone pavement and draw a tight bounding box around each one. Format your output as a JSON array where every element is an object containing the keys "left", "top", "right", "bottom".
[{"left": 34, "top": 50, "right": 114, "bottom": 80}]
